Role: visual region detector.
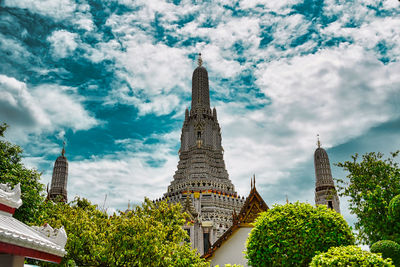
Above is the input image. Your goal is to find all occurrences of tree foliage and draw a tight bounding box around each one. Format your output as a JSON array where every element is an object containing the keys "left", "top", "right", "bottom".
[
  {"left": 310, "top": 245, "right": 394, "bottom": 266},
  {"left": 389, "top": 194, "right": 400, "bottom": 222},
  {"left": 370, "top": 240, "right": 400, "bottom": 267},
  {"left": 336, "top": 151, "right": 400, "bottom": 245},
  {"left": 35, "top": 197, "right": 208, "bottom": 267},
  {"left": 0, "top": 123, "right": 46, "bottom": 224},
  {"left": 246, "top": 202, "right": 354, "bottom": 267}
]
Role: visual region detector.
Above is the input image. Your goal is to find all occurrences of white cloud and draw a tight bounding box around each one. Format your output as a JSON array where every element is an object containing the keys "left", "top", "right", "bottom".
[
  {"left": 240, "top": 0, "right": 302, "bottom": 15},
  {"left": 102, "top": 39, "right": 194, "bottom": 116},
  {"left": 62, "top": 131, "right": 181, "bottom": 210},
  {"left": 218, "top": 44, "right": 400, "bottom": 197},
  {"left": 0, "top": 75, "right": 50, "bottom": 127},
  {"left": 3, "top": 0, "right": 77, "bottom": 20},
  {"left": 3, "top": 0, "right": 95, "bottom": 32},
  {"left": 0, "top": 75, "right": 98, "bottom": 142},
  {"left": 322, "top": 17, "right": 400, "bottom": 61},
  {"left": 33, "top": 84, "right": 98, "bottom": 130},
  {"left": 47, "top": 30, "right": 79, "bottom": 58}
]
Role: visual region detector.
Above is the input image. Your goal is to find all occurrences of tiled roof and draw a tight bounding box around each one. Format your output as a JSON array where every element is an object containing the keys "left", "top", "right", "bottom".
[
  {"left": 202, "top": 182, "right": 269, "bottom": 259},
  {"left": 0, "top": 214, "right": 66, "bottom": 257}
]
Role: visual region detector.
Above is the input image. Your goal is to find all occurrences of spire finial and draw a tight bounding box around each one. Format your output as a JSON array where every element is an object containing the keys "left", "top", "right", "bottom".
[
  {"left": 61, "top": 141, "right": 66, "bottom": 156},
  {"left": 317, "top": 134, "right": 321, "bottom": 148},
  {"left": 286, "top": 194, "right": 289, "bottom": 204},
  {"left": 253, "top": 174, "right": 256, "bottom": 189},
  {"left": 197, "top": 53, "right": 203, "bottom": 67},
  {"left": 250, "top": 176, "right": 253, "bottom": 189}
]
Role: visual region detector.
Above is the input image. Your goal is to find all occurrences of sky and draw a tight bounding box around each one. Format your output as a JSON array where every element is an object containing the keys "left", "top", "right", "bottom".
[{"left": 0, "top": 0, "right": 399, "bottom": 227}]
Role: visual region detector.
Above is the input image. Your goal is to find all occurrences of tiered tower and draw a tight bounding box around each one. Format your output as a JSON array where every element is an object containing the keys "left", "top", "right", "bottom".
[
  {"left": 49, "top": 142, "right": 68, "bottom": 202},
  {"left": 161, "top": 54, "right": 244, "bottom": 254},
  {"left": 314, "top": 136, "right": 340, "bottom": 213}
]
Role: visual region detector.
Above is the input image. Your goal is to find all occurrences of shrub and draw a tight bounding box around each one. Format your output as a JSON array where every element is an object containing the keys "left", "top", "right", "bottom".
[
  {"left": 371, "top": 240, "right": 400, "bottom": 266},
  {"left": 310, "top": 245, "right": 394, "bottom": 266},
  {"left": 389, "top": 195, "right": 400, "bottom": 221},
  {"left": 246, "top": 202, "right": 354, "bottom": 266}
]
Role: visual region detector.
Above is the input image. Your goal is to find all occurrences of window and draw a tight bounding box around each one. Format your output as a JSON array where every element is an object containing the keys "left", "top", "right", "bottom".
[
  {"left": 328, "top": 201, "right": 333, "bottom": 209},
  {"left": 197, "top": 131, "right": 201, "bottom": 139},
  {"left": 203, "top": 233, "right": 211, "bottom": 253}
]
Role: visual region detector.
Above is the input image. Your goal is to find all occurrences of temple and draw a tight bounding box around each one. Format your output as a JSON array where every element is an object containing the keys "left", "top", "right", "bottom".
[
  {"left": 314, "top": 135, "right": 340, "bottom": 213},
  {"left": 0, "top": 183, "right": 67, "bottom": 265},
  {"left": 203, "top": 176, "right": 269, "bottom": 266},
  {"left": 159, "top": 54, "right": 245, "bottom": 255},
  {"left": 48, "top": 142, "right": 68, "bottom": 202}
]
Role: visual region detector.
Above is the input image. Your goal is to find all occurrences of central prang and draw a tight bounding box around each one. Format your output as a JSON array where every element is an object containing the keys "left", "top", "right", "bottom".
[{"left": 159, "top": 54, "right": 244, "bottom": 255}]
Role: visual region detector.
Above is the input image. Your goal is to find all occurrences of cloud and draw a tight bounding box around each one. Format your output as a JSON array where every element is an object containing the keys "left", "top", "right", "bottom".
[
  {"left": 63, "top": 131, "right": 181, "bottom": 209},
  {"left": 103, "top": 39, "right": 194, "bottom": 116},
  {"left": 2, "top": 0, "right": 400, "bottom": 229},
  {"left": 47, "top": 30, "right": 79, "bottom": 58},
  {"left": 0, "top": 75, "right": 98, "bottom": 142},
  {"left": 3, "top": 0, "right": 77, "bottom": 20},
  {"left": 0, "top": 75, "right": 49, "bottom": 127},
  {"left": 240, "top": 0, "right": 302, "bottom": 14},
  {"left": 218, "top": 44, "right": 400, "bottom": 198}
]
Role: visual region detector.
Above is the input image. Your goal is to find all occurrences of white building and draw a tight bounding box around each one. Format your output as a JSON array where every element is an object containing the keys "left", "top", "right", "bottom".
[
  {"left": 203, "top": 178, "right": 269, "bottom": 266},
  {"left": 0, "top": 183, "right": 67, "bottom": 266}
]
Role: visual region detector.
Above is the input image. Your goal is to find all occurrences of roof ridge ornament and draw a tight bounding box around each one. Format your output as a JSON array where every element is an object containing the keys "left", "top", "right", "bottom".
[
  {"left": 0, "top": 183, "right": 23, "bottom": 210},
  {"left": 198, "top": 52, "right": 203, "bottom": 67}
]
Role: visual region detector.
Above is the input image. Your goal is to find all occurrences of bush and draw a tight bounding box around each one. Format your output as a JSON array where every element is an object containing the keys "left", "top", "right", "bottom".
[
  {"left": 389, "top": 195, "right": 400, "bottom": 221},
  {"left": 246, "top": 202, "right": 354, "bottom": 266},
  {"left": 371, "top": 240, "right": 400, "bottom": 266},
  {"left": 310, "top": 245, "right": 394, "bottom": 266}
]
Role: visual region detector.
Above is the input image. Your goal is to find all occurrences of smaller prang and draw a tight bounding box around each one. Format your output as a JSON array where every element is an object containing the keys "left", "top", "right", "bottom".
[
  {"left": 49, "top": 141, "right": 68, "bottom": 202},
  {"left": 314, "top": 135, "right": 340, "bottom": 213}
]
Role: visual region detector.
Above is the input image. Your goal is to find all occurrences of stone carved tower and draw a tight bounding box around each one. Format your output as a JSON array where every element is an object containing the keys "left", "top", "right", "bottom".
[
  {"left": 161, "top": 54, "right": 244, "bottom": 255},
  {"left": 314, "top": 136, "right": 340, "bottom": 213},
  {"left": 49, "top": 142, "right": 68, "bottom": 202}
]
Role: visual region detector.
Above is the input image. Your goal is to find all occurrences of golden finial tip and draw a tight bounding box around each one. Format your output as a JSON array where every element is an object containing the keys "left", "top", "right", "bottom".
[{"left": 61, "top": 141, "right": 66, "bottom": 156}]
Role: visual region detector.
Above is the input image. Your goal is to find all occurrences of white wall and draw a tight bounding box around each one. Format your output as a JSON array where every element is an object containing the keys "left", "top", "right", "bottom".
[{"left": 209, "top": 227, "right": 252, "bottom": 267}]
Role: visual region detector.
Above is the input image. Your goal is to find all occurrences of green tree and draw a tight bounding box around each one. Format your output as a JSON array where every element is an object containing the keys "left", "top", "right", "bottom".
[
  {"left": 370, "top": 240, "right": 400, "bottom": 267},
  {"left": 310, "top": 245, "right": 394, "bottom": 266},
  {"left": 336, "top": 151, "right": 400, "bottom": 245},
  {"left": 246, "top": 202, "right": 354, "bottom": 267},
  {"left": 103, "top": 198, "right": 208, "bottom": 266},
  {"left": 35, "top": 197, "right": 208, "bottom": 267},
  {"left": 0, "top": 123, "right": 46, "bottom": 224}
]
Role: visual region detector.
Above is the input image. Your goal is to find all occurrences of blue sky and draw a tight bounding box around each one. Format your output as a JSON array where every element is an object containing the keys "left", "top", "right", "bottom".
[{"left": 0, "top": 0, "right": 399, "bottom": 226}]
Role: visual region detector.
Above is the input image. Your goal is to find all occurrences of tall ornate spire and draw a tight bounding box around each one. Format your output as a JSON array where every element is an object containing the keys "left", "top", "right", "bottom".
[
  {"left": 162, "top": 55, "right": 244, "bottom": 255},
  {"left": 314, "top": 137, "right": 340, "bottom": 213},
  {"left": 191, "top": 53, "right": 210, "bottom": 109},
  {"left": 49, "top": 142, "right": 68, "bottom": 202}
]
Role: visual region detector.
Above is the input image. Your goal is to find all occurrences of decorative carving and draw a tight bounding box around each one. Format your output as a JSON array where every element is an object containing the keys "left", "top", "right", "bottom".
[
  {"left": 31, "top": 224, "right": 68, "bottom": 248},
  {"left": 0, "top": 183, "right": 23, "bottom": 209}
]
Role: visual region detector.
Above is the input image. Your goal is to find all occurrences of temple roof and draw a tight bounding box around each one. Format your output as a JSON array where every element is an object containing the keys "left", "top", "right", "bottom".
[
  {"left": 0, "top": 215, "right": 67, "bottom": 257},
  {"left": 202, "top": 178, "right": 269, "bottom": 259},
  {"left": 0, "top": 183, "right": 67, "bottom": 263}
]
